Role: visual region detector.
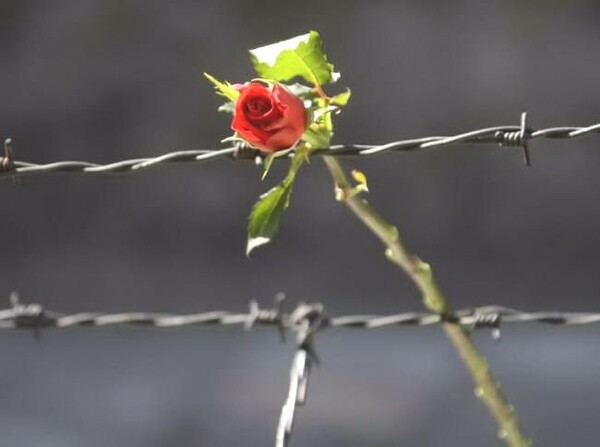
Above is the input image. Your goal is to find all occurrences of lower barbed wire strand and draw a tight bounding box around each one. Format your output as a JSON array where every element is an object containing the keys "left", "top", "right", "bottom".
[{"left": 2, "top": 304, "right": 600, "bottom": 330}]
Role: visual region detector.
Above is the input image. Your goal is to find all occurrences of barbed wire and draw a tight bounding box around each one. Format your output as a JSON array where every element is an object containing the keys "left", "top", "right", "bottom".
[
  {"left": 1, "top": 113, "right": 598, "bottom": 179},
  {"left": 4, "top": 295, "right": 600, "bottom": 333},
  {"left": 275, "top": 302, "right": 325, "bottom": 447},
  {"left": 3, "top": 113, "right": 599, "bottom": 446},
  {"left": 4, "top": 291, "right": 600, "bottom": 447}
]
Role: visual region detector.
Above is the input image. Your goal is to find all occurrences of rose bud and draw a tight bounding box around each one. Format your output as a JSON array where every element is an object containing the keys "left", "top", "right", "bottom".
[{"left": 231, "top": 82, "right": 306, "bottom": 152}]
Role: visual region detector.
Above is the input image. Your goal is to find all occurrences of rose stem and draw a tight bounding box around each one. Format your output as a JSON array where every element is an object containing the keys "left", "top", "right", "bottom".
[
  {"left": 322, "top": 156, "right": 531, "bottom": 447},
  {"left": 311, "top": 82, "right": 328, "bottom": 101}
]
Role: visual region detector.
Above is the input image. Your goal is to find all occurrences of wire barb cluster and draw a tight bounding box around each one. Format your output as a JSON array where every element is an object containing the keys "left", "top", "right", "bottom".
[
  {"left": 2, "top": 113, "right": 599, "bottom": 178},
  {"left": 276, "top": 302, "right": 326, "bottom": 447}
]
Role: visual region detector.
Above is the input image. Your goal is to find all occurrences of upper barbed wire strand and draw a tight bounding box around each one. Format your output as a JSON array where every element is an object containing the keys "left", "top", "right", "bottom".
[{"left": 2, "top": 116, "right": 599, "bottom": 178}]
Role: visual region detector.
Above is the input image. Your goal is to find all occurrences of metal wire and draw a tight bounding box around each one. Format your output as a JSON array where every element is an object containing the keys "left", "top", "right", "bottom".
[
  {"left": 3, "top": 299, "right": 600, "bottom": 332},
  {"left": 2, "top": 113, "right": 599, "bottom": 445},
  {"left": 1, "top": 113, "right": 599, "bottom": 178},
  {"left": 277, "top": 349, "right": 310, "bottom": 447},
  {"left": 275, "top": 302, "right": 326, "bottom": 447},
  {"left": 4, "top": 292, "right": 600, "bottom": 447}
]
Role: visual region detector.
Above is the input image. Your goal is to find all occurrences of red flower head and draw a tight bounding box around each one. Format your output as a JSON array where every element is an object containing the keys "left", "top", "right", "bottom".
[{"left": 231, "top": 82, "right": 306, "bottom": 152}]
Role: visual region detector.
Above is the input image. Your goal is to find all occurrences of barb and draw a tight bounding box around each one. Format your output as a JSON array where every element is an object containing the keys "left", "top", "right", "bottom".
[
  {"left": 2, "top": 114, "right": 598, "bottom": 178},
  {"left": 275, "top": 303, "right": 326, "bottom": 447}
]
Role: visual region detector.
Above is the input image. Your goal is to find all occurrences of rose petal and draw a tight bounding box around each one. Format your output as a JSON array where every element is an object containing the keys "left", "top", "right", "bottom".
[
  {"left": 264, "top": 126, "right": 301, "bottom": 151},
  {"left": 233, "top": 119, "right": 273, "bottom": 145},
  {"left": 246, "top": 104, "right": 282, "bottom": 128}
]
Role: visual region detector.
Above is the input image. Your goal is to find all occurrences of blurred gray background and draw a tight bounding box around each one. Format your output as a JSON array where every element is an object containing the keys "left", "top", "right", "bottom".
[{"left": 0, "top": 0, "right": 599, "bottom": 445}]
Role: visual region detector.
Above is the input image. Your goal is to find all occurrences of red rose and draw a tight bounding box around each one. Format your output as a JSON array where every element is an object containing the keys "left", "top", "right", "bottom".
[{"left": 231, "top": 82, "right": 306, "bottom": 152}]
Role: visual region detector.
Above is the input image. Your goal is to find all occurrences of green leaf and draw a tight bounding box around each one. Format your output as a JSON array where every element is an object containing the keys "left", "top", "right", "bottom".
[
  {"left": 247, "top": 183, "right": 293, "bottom": 256},
  {"left": 249, "top": 31, "right": 339, "bottom": 87},
  {"left": 221, "top": 134, "right": 245, "bottom": 144},
  {"left": 302, "top": 125, "right": 331, "bottom": 150},
  {"left": 351, "top": 169, "right": 369, "bottom": 193},
  {"left": 262, "top": 148, "right": 293, "bottom": 181},
  {"left": 246, "top": 147, "right": 309, "bottom": 256},
  {"left": 286, "top": 83, "right": 317, "bottom": 99},
  {"left": 204, "top": 72, "right": 240, "bottom": 102},
  {"left": 217, "top": 101, "right": 234, "bottom": 113},
  {"left": 312, "top": 105, "right": 338, "bottom": 122},
  {"left": 331, "top": 88, "right": 351, "bottom": 106}
]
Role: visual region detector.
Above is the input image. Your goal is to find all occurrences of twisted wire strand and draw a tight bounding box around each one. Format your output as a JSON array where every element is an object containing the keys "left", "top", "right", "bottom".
[
  {"left": 2, "top": 115, "right": 599, "bottom": 178},
  {"left": 4, "top": 297, "right": 598, "bottom": 447},
  {"left": 2, "top": 302, "right": 600, "bottom": 331},
  {"left": 276, "top": 349, "right": 310, "bottom": 447},
  {"left": 275, "top": 302, "right": 325, "bottom": 447}
]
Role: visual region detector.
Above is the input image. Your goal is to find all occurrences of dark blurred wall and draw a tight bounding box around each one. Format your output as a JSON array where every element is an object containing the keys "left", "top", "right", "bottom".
[{"left": 0, "top": 1, "right": 599, "bottom": 446}]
